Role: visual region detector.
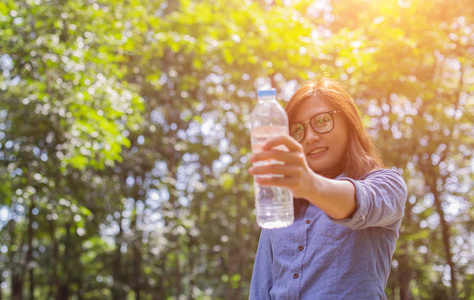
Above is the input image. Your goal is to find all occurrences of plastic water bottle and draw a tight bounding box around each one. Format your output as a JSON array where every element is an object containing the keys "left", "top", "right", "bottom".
[{"left": 250, "top": 88, "right": 294, "bottom": 229}]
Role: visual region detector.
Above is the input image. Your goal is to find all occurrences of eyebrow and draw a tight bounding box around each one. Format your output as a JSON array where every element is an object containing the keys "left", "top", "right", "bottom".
[{"left": 290, "top": 110, "right": 334, "bottom": 124}]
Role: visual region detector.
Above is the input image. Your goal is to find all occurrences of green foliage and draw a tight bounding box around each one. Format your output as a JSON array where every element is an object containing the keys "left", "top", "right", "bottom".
[{"left": 0, "top": 0, "right": 472, "bottom": 299}]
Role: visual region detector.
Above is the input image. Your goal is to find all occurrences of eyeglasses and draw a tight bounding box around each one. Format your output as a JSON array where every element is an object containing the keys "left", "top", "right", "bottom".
[{"left": 289, "top": 111, "right": 341, "bottom": 142}]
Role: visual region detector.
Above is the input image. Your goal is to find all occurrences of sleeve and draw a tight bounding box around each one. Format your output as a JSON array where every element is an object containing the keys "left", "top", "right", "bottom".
[
  {"left": 329, "top": 169, "right": 407, "bottom": 231},
  {"left": 249, "top": 228, "right": 273, "bottom": 300}
]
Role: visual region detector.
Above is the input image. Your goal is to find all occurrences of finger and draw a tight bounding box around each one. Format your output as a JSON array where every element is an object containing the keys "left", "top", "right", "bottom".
[
  {"left": 250, "top": 150, "right": 305, "bottom": 165},
  {"left": 249, "top": 164, "right": 301, "bottom": 177},
  {"left": 261, "top": 135, "right": 302, "bottom": 152},
  {"left": 254, "top": 176, "right": 300, "bottom": 188}
]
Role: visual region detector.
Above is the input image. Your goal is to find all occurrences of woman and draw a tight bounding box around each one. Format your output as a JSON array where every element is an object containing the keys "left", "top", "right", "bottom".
[{"left": 248, "top": 77, "right": 407, "bottom": 299}]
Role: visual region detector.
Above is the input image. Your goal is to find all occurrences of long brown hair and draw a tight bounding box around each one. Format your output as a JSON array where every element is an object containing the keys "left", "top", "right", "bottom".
[{"left": 286, "top": 77, "right": 384, "bottom": 179}]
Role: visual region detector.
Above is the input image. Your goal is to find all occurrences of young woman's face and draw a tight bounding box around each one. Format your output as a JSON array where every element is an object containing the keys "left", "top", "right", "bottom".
[{"left": 289, "top": 97, "right": 349, "bottom": 178}]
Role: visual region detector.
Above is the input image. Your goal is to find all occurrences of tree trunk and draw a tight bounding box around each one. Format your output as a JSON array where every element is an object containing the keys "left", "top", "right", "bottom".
[
  {"left": 432, "top": 187, "right": 457, "bottom": 300},
  {"left": 49, "top": 218, "right": 60, "bottom": 300},
  {"left": 113, "top": 215, "right": 126, "bottom": 300},
  {"left": 58, "top": 223, "right": 71, "bottom": 299},
  {"left": 399, "top": 244, "right": 412, "bottom": 300},
  {"left": 187, "top": 234, "right": 195, "bottom": 300},
  {"left": 226, "top": 248, "right": 235, "bottom": 300},
  {"left": 27, "top": 201, "right": 35, "bottom": 300},
  {"left": 235, "top": 184, "right": 243, "bottom": 300},
  {"left": 134, "top": 243, "right": 142, "bottom": 300},
  {"left": 155, "top": 256, "right": 167, "bottom": 299},
  {"left": 399, "top": 200, "right": 414, "bottom": 300},
  {"left": 75, "top": 239, "right": 84, "bottom": 300},
  {"left": 130, "top": 199, "right": 142, "bottom": 300},
  {"left": 174, "top": 244, "right": 181, "bottom": 299},
  {"left": 11, "top": 272, "right": 23, "bottom": 300},
  {"left": 390, "top": 279, "right": 396, "bottom": 300},
  {"left": 421, "top": 162, "right": 457, "bottom": 300},
  {"left": 9, "top": 217, "right": 23, "bottom": 300}
]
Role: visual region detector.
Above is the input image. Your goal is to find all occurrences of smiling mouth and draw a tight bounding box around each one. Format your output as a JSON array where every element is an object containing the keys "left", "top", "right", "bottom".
[{"left": 308, "top": 147, "right": 328, "bottom": 155}]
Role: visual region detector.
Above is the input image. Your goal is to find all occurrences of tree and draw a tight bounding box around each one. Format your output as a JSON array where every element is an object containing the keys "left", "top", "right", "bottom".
[{"left": 0, "top": 0, "right": 472, "bottom": 298}]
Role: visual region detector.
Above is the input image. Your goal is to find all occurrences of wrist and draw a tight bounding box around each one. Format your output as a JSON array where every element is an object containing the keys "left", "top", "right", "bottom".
[{"left": 304, "top": 172, "right": 324, "bottom": 205}]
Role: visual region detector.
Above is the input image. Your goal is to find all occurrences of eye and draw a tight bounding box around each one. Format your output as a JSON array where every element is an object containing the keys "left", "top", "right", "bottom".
[
  {"left": 312, "top": 114, "right": 331, "bottom": 127},
  {"left": 290, "top": 124, "right": 301, "bottom": 134},
  {"left": 290, "top": 124, "right": 304, "bottom": 139}
]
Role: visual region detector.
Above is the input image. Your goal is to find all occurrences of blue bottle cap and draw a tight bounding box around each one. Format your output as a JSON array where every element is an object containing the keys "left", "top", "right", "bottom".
[{"left": 257, "top": 88, "right": 277, "bottom": 97}]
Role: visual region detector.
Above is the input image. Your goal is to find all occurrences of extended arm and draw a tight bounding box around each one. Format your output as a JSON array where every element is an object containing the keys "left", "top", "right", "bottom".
[
  {"left": 249, "top": 135, "right": 407, "bottom": 225},
  {"left": 249, "top": 135, "right": 357, "bottom": 220},
  {"left": 330, "top": 169, "right": 407, "bottom": 230}
]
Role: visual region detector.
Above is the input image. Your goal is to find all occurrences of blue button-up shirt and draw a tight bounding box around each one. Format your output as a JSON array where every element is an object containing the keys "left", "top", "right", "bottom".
[{"left": 249, "top": 169, "right": 407, "bottom": 300}]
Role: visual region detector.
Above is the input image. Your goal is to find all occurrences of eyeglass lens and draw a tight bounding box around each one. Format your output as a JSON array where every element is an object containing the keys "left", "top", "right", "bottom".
[{"left": 290, "top": 112, "right": 335, "bottom": 142}]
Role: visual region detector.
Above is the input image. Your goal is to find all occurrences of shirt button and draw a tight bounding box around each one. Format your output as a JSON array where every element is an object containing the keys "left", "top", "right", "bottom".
[
  {"left": 293, "top": 273, "right": 299, "bottom": 279},
  {"left": 298, "top": 245, "right": 304, "bottom": 251},
  {"left": 305, "top": 220, "right": 311, "bottom": 224}
]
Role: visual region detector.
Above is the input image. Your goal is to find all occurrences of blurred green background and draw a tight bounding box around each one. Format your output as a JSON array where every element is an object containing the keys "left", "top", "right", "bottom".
[{"left": 0, "top": 0, "right": 473, "bottom": 299}]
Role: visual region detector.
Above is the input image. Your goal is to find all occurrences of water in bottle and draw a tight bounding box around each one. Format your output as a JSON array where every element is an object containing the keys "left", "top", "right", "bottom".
[{"left": 250, "top": 88, "right": 294, "bottom": 229}]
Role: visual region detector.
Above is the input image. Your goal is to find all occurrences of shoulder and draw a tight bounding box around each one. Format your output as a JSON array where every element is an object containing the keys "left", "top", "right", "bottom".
[
  {"left": 338, "top": 168, "right": 406, "bottom": 187},
  {"left": 338, "top": 168, "right": 407, "bottom": 197},
  {"left": 356, "top": 168, "right": 407, "bottom": 197},
  {"left": 358, "top": 168, "right": 404, "bottom": 180}
]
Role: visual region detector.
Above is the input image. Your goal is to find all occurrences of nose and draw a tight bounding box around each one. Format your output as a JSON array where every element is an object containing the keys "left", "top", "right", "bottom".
[{"left": 302, "top": 123, "right": 321, "bottom": 144}]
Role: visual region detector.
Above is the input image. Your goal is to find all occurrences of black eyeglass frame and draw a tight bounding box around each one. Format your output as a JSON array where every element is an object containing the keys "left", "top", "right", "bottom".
[{"left": 289, "top": 111, "right": 342, "bottom": 142}]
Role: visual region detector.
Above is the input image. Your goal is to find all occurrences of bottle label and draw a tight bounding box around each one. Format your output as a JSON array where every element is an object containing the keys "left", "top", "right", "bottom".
[
  {"left": 250, "top": 125, "right": 288, "bottom": 178},
  {"left": 250, "top": 125, "right": 288, "bottom": 152}
]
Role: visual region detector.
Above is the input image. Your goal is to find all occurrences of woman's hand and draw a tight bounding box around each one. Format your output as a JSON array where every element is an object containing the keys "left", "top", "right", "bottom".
[
  {"left": 249, "top": 134, "right": 319, "bottom": 200},
  {"left": 249, "top": 134, "right": 357, "bottom": 219}
]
